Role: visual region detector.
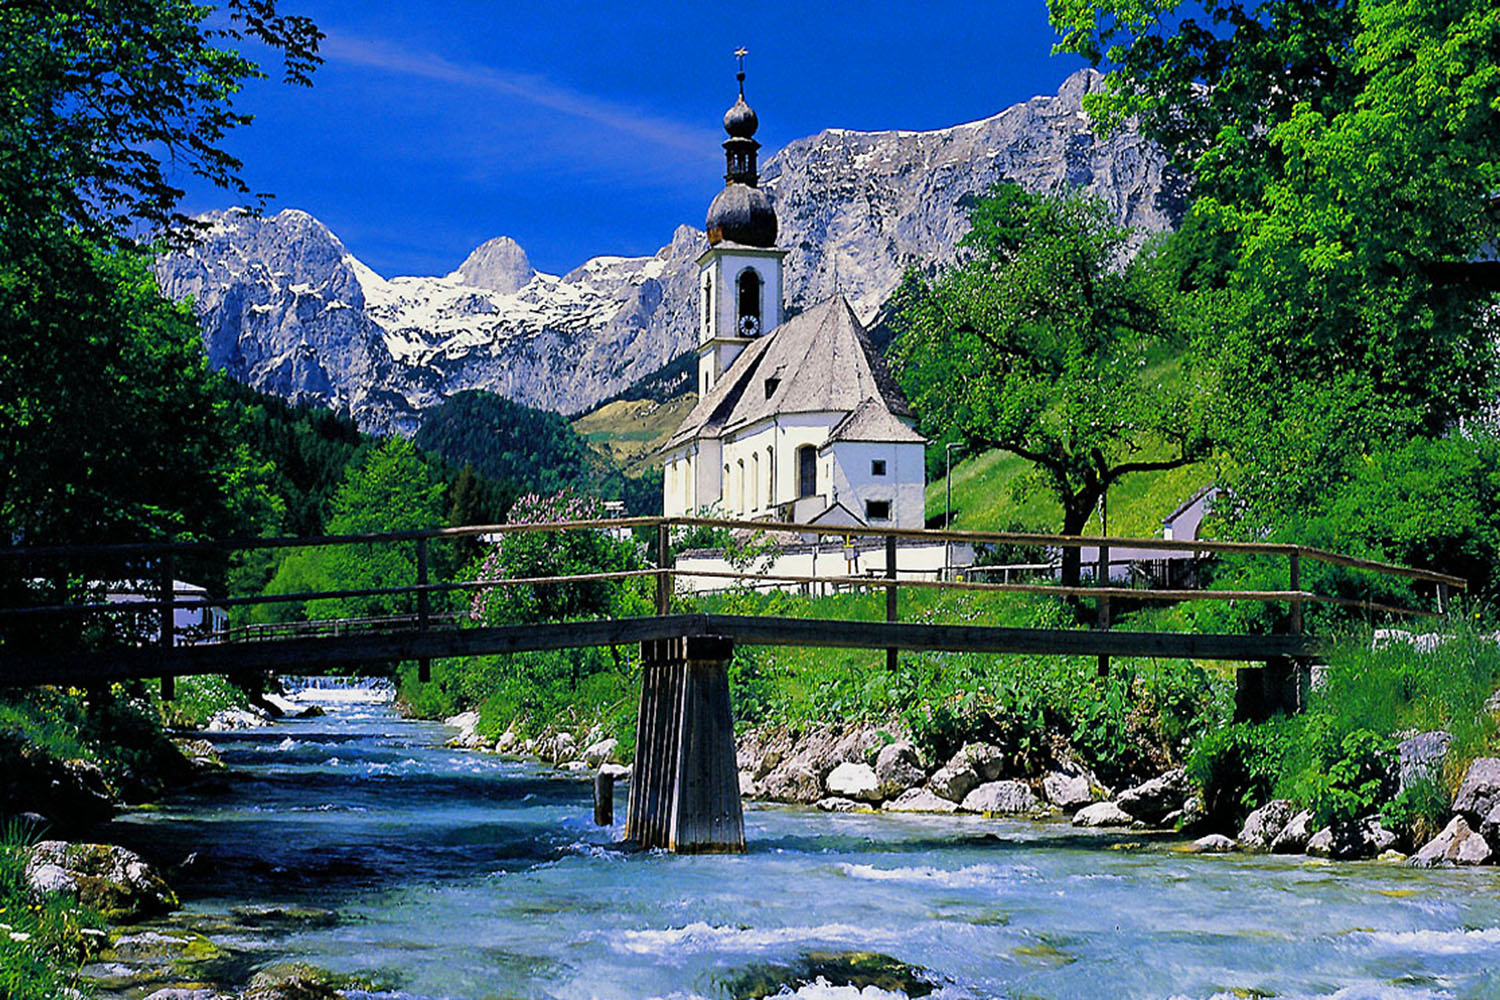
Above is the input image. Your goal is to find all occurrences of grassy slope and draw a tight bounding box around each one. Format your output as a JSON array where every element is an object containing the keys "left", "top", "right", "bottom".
[
  {"left": 927, "top": 448, "right": 1211, "bottom": 538},
  {"left": 571, "top": 394, "right": 698, "bottom": 477}
]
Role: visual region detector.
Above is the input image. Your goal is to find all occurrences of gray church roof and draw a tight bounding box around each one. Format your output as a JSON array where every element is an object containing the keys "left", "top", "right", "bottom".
[
  {"left": 665, "top": 296, "right": 916, "bottom": 451},
  {"left": 823, "top": 397, "right": 926, "bottom": 446}
]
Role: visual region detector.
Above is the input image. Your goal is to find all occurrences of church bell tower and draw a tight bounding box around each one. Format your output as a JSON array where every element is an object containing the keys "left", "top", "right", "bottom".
[{"left": 696, "top": 50, "right": 787, "bottom": 396}]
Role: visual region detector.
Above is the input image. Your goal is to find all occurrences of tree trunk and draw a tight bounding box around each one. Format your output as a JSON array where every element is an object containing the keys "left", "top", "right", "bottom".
[{"left": 1059, "top": 503, "right": 1093, "bottom": 589}]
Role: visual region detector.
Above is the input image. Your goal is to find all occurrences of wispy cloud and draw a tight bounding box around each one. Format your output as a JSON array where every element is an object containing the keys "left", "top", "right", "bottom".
[{"left": 322, "top": 33, "right": 718, "bottom": 156}]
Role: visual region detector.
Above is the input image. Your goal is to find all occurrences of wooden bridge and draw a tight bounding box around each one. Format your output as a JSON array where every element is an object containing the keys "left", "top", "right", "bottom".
[{"left": 0, "top": 516, "right": 1464, "bottom": 853}]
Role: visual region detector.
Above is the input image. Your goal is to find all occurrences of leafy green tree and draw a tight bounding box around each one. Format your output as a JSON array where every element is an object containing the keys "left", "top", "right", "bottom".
[
  {"left": 2, "top": 0, "right": 321, "bottom": 242},
  {"left": 264, "top": 438, "right": 444, "bottom": 622},
  {"left": 1051, "top": 0, "right": 1500, "bottom": 534},
  {"left": 891, "top": 183, "right": 1207, "bottom": 585}
]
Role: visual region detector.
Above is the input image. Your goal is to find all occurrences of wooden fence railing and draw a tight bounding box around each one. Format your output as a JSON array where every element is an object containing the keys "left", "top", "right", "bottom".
[{"left": 0, "top": 515, "right": 1467, "bottom": 688}]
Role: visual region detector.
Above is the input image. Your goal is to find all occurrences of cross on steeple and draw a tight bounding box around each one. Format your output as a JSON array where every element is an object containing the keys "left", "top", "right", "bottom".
[{"left": 735, "top": 47, "right": 748, "bottom": 96}]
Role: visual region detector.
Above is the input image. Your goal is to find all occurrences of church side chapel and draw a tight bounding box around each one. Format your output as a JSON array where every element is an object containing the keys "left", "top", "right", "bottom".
[{"left": 663, "top": 62, "right": 926, "bottom": 529}]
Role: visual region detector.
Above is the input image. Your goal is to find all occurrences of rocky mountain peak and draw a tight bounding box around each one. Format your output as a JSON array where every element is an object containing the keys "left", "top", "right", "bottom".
[
  {"left": 452, "top": 236, "right": 535, "bottom": 295},
  {"left": 156, "top": 71, "right": 1182, "bottom": 434}
]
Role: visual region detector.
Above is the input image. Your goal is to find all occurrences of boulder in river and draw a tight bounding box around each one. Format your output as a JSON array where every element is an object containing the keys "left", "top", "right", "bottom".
[
  {"left": 825, "top": 762, "right": 882, "bottom": 802},
  {"left": 948, "top": 743, "right": 1005, "bottom": 782},
  {"left": 1270, "top": 810, "right": 1315, "bottom": 854},
  {"left": 243, "top": 962, "right": 348, "bottom": 1000},
  {"left": 816, "top": 796, "right": 861, "bottom": 812},
  {"left": 1188, "top": 834, "right": 1237, "bottom": 853},
  {"left": 961, "top": 780, "right": 1042, "bottom": 815},
  {"left": 1452, "top": 757, "right": 1500, "bottom": 823},
  {"left": 1115, "top": 768, "right": 1189, "bottom": 826},
  {"left": 1041, "top": 772, "right": 1093, "bottom": 812},
  {"left": 1238, "top": 800, "right": 1296, "bottom": 852},
  {"left": 583, "top": 738, "right": 618, "bottom": 767},
  {"left": 882, "top": 788, "right": 958, "bottom": 814},
  {"left": 1072, "top": 801, "right": 1133, "bottom": 828},
  {"left": 761, "top": 761, "right": 822, "bottom": 803},
  {"left": 1410, "top": 815, "right": 1493, "bottom": 867},
  {"left": 25, "top": 841, "right": 178, "bottom": 921},
  {"left": 927, "top": 763, "right": 980, "bottom": 803},
  {"left": 874, "top": 742, "right": 925, "bottom": 799}
]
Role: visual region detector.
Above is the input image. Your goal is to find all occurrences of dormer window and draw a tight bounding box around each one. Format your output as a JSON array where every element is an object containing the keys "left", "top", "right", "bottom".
[
  {"left": 871, "top": 459, "right": 887, "bottom": 476},
  {"left": 737, "top": 269, "right": 762, "bottom": 336},
  {"left": 764, "top": 377, "right": 779, "bottom": 399}
]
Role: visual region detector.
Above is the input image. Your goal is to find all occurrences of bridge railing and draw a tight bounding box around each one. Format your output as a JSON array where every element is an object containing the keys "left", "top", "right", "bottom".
[{"left": 0, "top": 516, "right": 1466, "bottom": 667}]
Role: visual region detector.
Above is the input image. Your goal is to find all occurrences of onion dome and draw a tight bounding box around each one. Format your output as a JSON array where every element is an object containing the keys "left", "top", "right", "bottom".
[
  {"left": 706, "top": 183, "right": 777, "bottom": 247},
  {"left": 723, "top": 95, "right": 758, "bottom": 138},
  {"left": 706, "top": 52, "right": 777, "bottom": 247}
]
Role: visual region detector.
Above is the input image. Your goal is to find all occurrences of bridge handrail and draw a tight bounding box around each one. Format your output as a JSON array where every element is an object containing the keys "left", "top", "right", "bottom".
[{"left": 0, "top": 515, "right": 1467, "bottom": 589}]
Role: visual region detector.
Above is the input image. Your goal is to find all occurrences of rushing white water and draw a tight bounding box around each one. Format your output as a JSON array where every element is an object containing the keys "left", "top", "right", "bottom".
[{"left": 105, "top": 697, "right": 1500, "bottom": 1000}]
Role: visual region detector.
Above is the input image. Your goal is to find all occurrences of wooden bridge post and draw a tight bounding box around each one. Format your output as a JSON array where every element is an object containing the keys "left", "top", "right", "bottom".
[
  {"left": 1436, "top": 581, "right": 1449, "bottom": 616},
  {"left": 656, "top": 523, "right": 672, "bottom": 616},
  {"left": 885, "top": 534, "right": 898, "bottom": 671},
  {"left": 1096, "top": 540, "right": 1111, "bottom": 678},
  {"left": 626, "top": 635, "right": 744, "bottom": 853},
  {"left": 158, "top": 554, "right": 175, "bottom": 701},
  {"left": 416, "top": 537, "right": 431, "bottom": 683}
]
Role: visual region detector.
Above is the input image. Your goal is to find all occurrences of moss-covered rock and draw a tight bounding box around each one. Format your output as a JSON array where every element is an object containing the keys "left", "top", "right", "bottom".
[
  {"left": 716, "top": 950, "right": 938, "bottom": 999},
  {"left": 25, "top": 841, "right": 178, "bottom": 921}
]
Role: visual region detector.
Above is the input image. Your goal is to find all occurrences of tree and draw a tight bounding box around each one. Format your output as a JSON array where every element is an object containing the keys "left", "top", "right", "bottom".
[
  {"left": 1050, "top": 0, "right": 1500, "bottom": 529},
  {"left": 265, "top": 438, "right": 445, "bottom": 622},
  {"left": 891, "top": 183, "right": 1207, "bottom": 586},
  {"left": 2, "top": 0, "right": 322, "bottom": 243}
]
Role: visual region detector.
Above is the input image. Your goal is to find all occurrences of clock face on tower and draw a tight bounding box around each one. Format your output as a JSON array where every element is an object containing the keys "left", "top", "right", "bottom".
[{"left": 738, "top": 314, "right": 760, "bottom": 337}]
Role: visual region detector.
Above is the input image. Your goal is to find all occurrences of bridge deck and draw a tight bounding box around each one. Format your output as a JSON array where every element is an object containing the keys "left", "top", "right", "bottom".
[{"left": 0, "top": 613, "right": 1322, "bottom": 688}]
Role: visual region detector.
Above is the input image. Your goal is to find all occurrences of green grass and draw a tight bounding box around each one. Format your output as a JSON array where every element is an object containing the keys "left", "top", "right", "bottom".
[
  {"left": 926, "top": 446, "right": 1211, "bottom": 539},
  {"left": 0, "top": 823, "right": 105, "bottom": 1000}
]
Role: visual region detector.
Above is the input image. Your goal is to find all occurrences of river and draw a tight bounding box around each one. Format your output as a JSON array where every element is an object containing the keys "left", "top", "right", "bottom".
[{"left": 102, "top": 689, "right": 1500, "bottom": 1000}]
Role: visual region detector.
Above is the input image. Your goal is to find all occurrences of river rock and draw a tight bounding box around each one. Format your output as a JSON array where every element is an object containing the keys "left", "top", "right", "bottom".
[
  {"left": 1042, "top": 772, "right": 1092, "bottom": 812},
  {"left": 583, "top": 738, "right": 618, "bottom": 767},
  {"left": 145, "top": 990, "right": 229, "bottom": 1000},
  {"left": 243, "top": 962, "right": 347, "bottom": 1000},
  {"left": 961, "top": 780, "right": 1042, "bottom": 815},
  {"left": 761, "top": 761, "right": 822, "bottom": 803},
  {"left": 204, "top": 706, "right": 270, "bottom": 730},
  {"left": 495, "top": 730, "right": 518, "bottom": 752},
  {"left": 599, "top": 762, "right": 631, "bottom": 781},
  {"left": 25, "top": 841, "right": 178, "bottom": 921},
  {"left": 1238, "top": 800, "right": 1296, "bottom": 851},
  {"left": 1189, "top": 834, "right": 1237, "bottom": 854},
  {"left": 816, "top": 796, "right": 861, "bottom": 812},
  {"left": 739, "top": 771, "right": 758, "bottom": 797},
  {"left": 927, "top": 764, "right": 980, "bottom": 803},
  {"left": 549, "top": 732, "right": 578, "bottom": 764},
  {"left": 1452, "top": 757, "right": 1500, "bottom": 823},
  {"left": 874, "top": 742, "right": 925, "bottom": 799},
  {"left": 1410, "top": 815, "right": 1493, "bottom": 867},
  {"left": 825, "top": 762, "right": 882, "bottom": 802},
  {"left": 949, "top": 743, "right": 1005, "bottom": 782},
  {"left": 1270, "top": 810, "right": 1315, "bottom": 854},
  {"left": 1072, "top": 801, "right": 1133, "bottom": 828},
  {"left": 444, "top": 711, "right": 482, "bottom": 748},
  {"left": 882, "top": 788, "right": 958, "bottom": 814},
  {"left": 1115, "top": 769, "right": 1189, "bottom": 826},
  {"left": 1397, "top": 731, "right": 1452, "bottom": 792},
  {"left": 1305, "top": 820, "right": 1383, "bottom": 860}
]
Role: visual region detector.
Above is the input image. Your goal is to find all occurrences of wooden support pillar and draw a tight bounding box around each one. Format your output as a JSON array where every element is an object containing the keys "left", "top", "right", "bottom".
[
  {"left": 593, "top": 769, "right": 615, "bottom": 827},
  {"left": 626, "top": 635, "right": 744, "bottom": 853},
  {"left": 1436, "top": 581, "right": 1449, "bottom": 616},
  {"left": 885, "top": 534, "right": 898, "bottom": 671},
  {"left": 1096, "top": 538, "right": 1111, "bottom": 677},
  {"left": 416, "top": 537, "right": 431, "bottom": 683},
  {"left": 158, "top": 554, "right": 175, "bottom": 700},
  {"left": 657, "top": 523, "right": 672, "bottom": 616}
]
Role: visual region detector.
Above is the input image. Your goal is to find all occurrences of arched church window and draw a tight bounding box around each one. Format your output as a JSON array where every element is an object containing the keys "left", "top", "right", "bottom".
[
  {"left": 797, "top": 445, "right": 817, "bottom": 499},
  {"left": 701, "top": 272, "right": 713, "bottom": 337},
  {"left": 737, "top": 269, "right": 762, "bottom": 336}
]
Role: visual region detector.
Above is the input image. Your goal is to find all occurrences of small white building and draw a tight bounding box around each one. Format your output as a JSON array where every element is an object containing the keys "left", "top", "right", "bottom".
[{"left": 662, "top": 69, "right": 926, "bottom": 529}]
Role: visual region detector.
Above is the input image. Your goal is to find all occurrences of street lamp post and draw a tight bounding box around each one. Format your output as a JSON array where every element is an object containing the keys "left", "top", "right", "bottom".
[{"left": 945, "top": 441, "right": 965, "bottom": 578}]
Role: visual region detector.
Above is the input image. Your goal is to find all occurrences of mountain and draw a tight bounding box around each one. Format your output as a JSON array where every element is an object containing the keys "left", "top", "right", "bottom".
[{"left": 155, "top": 69, "right": 1182, "bottom": 434}]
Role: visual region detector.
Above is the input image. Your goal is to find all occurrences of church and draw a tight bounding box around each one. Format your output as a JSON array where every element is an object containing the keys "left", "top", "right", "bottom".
[{"left": 662, "top": 69, "right": 927, "bottom": 529}]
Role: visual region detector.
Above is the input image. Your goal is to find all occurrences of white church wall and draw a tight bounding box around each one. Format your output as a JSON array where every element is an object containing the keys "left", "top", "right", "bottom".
[{"left": 826, "top": 440, "right": 927, "bottom": 528}]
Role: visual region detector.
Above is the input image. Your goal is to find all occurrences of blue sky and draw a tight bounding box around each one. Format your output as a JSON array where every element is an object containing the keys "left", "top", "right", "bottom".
[{"left": 186, "top": 1, "right": 1088, "bottom": 278}]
